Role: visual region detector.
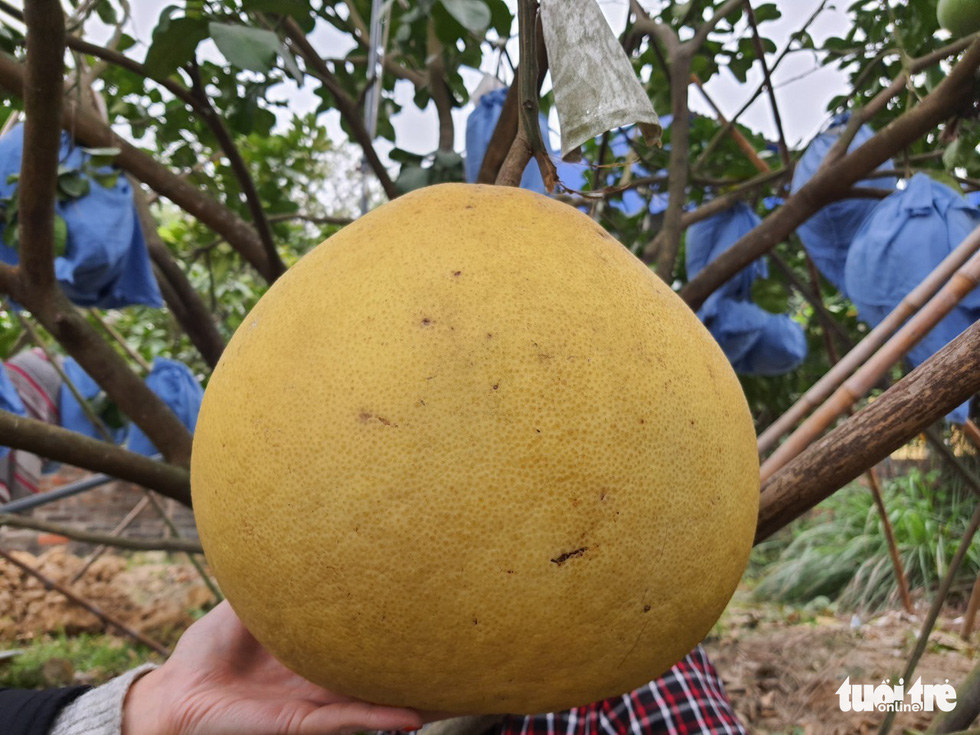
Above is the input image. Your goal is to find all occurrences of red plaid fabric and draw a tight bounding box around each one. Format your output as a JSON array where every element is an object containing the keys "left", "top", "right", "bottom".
[{"left": 496, "top": 645, "right": 744, "bottom": 735}]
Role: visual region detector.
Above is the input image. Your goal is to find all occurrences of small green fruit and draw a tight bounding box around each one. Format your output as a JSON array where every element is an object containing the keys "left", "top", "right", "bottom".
[{"left": 938, "top": 0, "right": 980, "bottom": 37}]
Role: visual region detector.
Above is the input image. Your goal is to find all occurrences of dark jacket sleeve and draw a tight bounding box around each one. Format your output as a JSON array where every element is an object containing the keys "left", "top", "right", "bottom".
[{"left": 0, "top": 686, "right": 92, "bottom": 735}]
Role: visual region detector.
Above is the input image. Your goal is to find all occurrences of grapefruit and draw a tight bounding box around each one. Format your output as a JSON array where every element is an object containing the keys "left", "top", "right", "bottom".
[
  {"left": 191, "top": 183, "right": 759, "bottom": 715},
  {"left": 938, "top": 0, "right": 980, "bottom": 36}
]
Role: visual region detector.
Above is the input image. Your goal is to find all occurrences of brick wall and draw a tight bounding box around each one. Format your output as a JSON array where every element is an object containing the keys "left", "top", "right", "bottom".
[{"left": 0, "top": 466, "right": 198, "bottom": 555}]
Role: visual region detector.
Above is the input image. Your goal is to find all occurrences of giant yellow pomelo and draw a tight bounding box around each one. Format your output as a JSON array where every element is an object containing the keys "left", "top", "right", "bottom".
[{"left": 192, "top": 183, "right": 759, "bottom": 715}]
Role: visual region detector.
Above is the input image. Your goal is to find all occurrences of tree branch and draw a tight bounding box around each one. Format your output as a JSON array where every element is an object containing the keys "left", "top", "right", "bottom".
[
  {"left": 0, "top": 410, "right": 190, "bottom": 506},
  {"left": 756, "top": 318, "right": 980, "bottom": 542},
  {"left": 186, "top": 63, "right": 285, "bottom": 280},
  {"left": 282, "top": 18, "right": 398, "bottom": 200},
  {"left": 691, "top": 0, "right": 745, "bottom": 51},
  {"left": 0, "top": 514, "right": 203, "bottom": 553},
  {"left": 476, "top": 20, "right": 549, "bottom": 185},
  {"left": 132, "top": 180, "right": 226, "bottom": 368},
  {"left": 744, "top": 0, "right": 790, "bottom": 167},
  {"left": 0, "top": 53, "right": 279, "bottom": 282},
  {"left": 498, "top": 0, "right": 555, "bottom": 190},
  {"left": 680, "top": 39, "right": 980, "bottom": 310},
  {"left": 427, "top": 21, "right": 455, "bottom": 152},
  {"left": 19, "top": 0, "right": 65, "bottom": 291}
]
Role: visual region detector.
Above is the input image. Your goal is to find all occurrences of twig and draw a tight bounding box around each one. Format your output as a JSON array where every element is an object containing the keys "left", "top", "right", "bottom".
[
  {"left": 476, "top": 20, "right": 549, "bottom": 185},
  {"left": 88, "top": 309, "right": 151, "bottom": 372},
  {"left": 132, "top": 181, "right": 226, "bottom": 368},
  {"left": 866, "top": 467, "right": 913, "bottom": 614},
  {"left": 426, "top": 21, "right": 454, "bottom": 153},
  {"left": 6, "top": 303, "right": 116, "bottom": 443},
  {"left": 267, "top": 212, "right": 354, "bottom": 226},
  {"left": 186, "top": 62, "right": 285, "bottom": 280},
  {"left": 744, "top": 0, "right": 790, "bottom": 168},
  {"left": 70, "top": 495, "right": 151, "bottom": 582},
  {"left": 0, "top": 544, "right": 170, "bottom": 656},
  {"left": 631, "top": 0, "right": 746, "bottom": 280},
  {"left": 283, "top": 18, "right": 397, "bottom": 200},
  {"left": 692, "top": 0, "right": 829, "bottom": 173}
]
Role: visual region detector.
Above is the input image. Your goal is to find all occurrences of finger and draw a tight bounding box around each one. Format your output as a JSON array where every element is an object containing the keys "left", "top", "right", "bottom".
[{"left": 300, "top": 702, "right": 423, "bottom": 734}]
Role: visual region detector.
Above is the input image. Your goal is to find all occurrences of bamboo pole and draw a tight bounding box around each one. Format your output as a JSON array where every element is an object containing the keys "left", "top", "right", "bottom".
[
  {"left": 0, "top": 545, "right": 170, "bottom": 655},
  {"left": 757, "top": 320, "right": 980, "bottom": 541},
  {"left": 760, "top": 246, "right": 980, "bottom": 482},
  {"left": 797, "top": 248, "right": 912, "bottom": 612},
  {"left": 758, "top": 223, "right": 980, "bottom": 455}
]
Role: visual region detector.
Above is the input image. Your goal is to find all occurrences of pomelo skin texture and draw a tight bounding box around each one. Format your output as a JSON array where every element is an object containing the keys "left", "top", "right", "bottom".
[
  {"left": 938, "top": 0, "right": 980, "bottom": 36},
  {"left": 191, "top": 183, "right": 759, "bottom": 715}
]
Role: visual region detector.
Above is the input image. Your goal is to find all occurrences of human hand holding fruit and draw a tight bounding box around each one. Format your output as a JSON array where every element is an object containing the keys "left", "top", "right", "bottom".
[{"left": 121, "top": 601, "right": 424, "bottom": 735}]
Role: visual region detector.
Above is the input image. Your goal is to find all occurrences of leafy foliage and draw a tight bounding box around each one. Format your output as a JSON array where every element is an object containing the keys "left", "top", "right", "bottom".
[{"left": 754, "top": 467, "right": 980, "bottom": 612}]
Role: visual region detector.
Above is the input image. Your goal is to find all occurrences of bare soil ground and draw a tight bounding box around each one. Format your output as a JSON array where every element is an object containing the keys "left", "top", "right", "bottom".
[
  {"left": 0, "top": 547, "right": 215, "bottom": 642},
  {"left": 704, "top": 592, "right": 978, "bottom": 734}
]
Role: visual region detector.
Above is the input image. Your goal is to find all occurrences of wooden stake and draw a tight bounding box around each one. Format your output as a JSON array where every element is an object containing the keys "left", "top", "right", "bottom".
[
  {"left": 0, "top": 545, "right": 169, "bottom": 655},
  {"left": 867, "top": 467, "right": 913, "bottom": 613}
]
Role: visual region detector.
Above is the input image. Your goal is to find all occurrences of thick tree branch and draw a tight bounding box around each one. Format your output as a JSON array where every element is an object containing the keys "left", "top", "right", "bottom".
[
  {"left": 680, "top": 39, "right": 980, "bottom": 310},
  {"left": 283, "top": 18, "right": 397, "bottom": 200},
  {"left": 756, "top": 319, "right": 980, "bottom": 542},
  {"left": 0, "top": 410, "right": 190, "bottom": 506},
  {"left": 19, "top": 0, "right": 65, "bottom": 291}
]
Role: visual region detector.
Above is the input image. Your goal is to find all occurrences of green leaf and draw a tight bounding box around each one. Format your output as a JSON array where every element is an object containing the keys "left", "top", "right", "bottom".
[
  {"left": 209, "top": 23, "right": 280, "bottom": 73},
  {"left": 3, "top": 214, "right": 17, "bottom": 248},
  {"left": 439, "top": 0, "right": 491, "bottom": 32},
  {"left": 279, "top": 43, "right": 304, "bottom": 85},
  {"left": 92, "top": 172, "right": 120, "bottom": 190},
  {"left": 57, "top": 172, "right": 90, "bottom": 201},
  {"left": 242, "top": 0, "right": 313, "bottom": 26},
  {"left": 53, "top": 215, "right": 68, "bottom": 257},
  {"left": 395, "top": 164, "right": 431, "bottom": 194},
  {"left": 143, "top": 16, "right": 209, "bottom": 78},
  {"left": 753, "top": 3, "right": 781, "bottom": 23},
  {"left": 94, "top": 0, "right": 117, "bottom": 25}
]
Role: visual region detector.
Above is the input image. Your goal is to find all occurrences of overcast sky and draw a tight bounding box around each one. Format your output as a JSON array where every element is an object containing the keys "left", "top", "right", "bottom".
[{"left": 94, "top": 0, "right": 852, "bottom": 157}]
